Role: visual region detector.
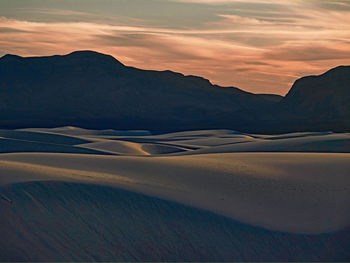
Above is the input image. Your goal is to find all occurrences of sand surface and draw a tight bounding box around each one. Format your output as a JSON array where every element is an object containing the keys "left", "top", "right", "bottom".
[
  {"left": 2, "top": 180, "right": 349, "bottom": 261},
  {"left": 1, "top": 127, "right": 350, "bottom": 261},
  {"left": 0, "top": 127, "right": 349, "bottom": 235}
]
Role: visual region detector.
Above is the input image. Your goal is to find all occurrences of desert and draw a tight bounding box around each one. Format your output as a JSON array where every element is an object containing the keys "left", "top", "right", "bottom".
[{"left": 1, "top": 127, "right": 349, "bottom": 261}]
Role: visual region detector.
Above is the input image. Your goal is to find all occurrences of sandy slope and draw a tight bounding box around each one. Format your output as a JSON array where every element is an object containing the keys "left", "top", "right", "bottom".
[
  {"left": 176, "top": 133, "right": 350, "bottom": 155},
  {"left": 1, "top": 127, "right": 350, "bottom": 260},
  {"left": 80, "top": 140, "right": 148, "bottom": 155},
  {"left": 1, "top": 181, "right": 349, "bottom": 262},
  {"left": 1, "top": 151, "right": 349, "bottom": 234},
  {"left": 20, "top": 126, "right": 152, "bottom": 136}
]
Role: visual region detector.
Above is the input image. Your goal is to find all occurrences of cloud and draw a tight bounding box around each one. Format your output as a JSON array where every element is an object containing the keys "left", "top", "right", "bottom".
[
  {"left": 19, "top": 8, "right": 91, "bottom": 17},
  {"left": 170, "top": 0, "right": 283, "bottom": 4},
  {"left": 171, "top": 0, "right": 350, "bottom": 4},
  {"left": 265, "top": 44, "right": 350, "bottom": 61},
  {"left": 0, "top": 0, "right": 349, "bottom": 95}
]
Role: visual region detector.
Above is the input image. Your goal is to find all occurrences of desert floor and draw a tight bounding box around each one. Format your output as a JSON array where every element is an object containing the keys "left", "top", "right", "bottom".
[{"left": 1, "top": 127, "right": 349, "bottom": 261}]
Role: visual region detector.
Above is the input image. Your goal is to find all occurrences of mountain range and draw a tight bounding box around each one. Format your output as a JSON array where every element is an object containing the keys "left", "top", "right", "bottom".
[{"left": 0, "top": 51, "right": 349, "bottom": 133}]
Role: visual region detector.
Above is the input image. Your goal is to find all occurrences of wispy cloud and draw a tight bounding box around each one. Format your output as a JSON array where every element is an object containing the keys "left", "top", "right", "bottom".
[
  {"left": 18, "top": 8, "right": 91, "bottom": 17},
  {"left": 0, "top": 0, "right": 349, "bottom": 95}
]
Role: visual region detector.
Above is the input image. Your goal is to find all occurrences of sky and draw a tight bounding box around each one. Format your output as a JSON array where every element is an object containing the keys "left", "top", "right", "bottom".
[{"left": 0, "top": 0, "right": 350, "bottom": 95}]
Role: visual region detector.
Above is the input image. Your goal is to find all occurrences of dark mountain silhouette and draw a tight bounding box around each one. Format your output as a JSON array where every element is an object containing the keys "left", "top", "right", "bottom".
[
  {"left": 0, "top": 51, "right": 349, "bottom": 133},
  {"left": 276, "top": 66, "right": 350, "bottom": 131}
]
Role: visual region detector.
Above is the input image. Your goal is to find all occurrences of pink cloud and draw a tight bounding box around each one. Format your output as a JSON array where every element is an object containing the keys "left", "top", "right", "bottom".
[{"left": 0, "top": 0, "right": 349, "bottom": 96}]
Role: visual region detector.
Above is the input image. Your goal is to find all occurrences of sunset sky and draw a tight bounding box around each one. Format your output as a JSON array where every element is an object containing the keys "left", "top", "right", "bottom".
[{"left": 1, "top": 0, "right": 350, "bottom": 95}]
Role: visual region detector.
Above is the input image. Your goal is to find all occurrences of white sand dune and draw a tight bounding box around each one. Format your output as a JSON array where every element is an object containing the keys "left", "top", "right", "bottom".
[
  {"left": 1, "top": 151, "right": 349, "bottom": 234},
  {"left": 0, "top": 127, "right": 350, "bottom": 236},
  {"left": 150, "top": 129, "right": 239, "bottom": 139},
  {"left": 0, "top": 135, "right": 106, "bottom": 155},
  {"left": 172, "top": 133, "right": 350, "bottom": 155},
  {"left": 251, "top": 131, "right": 334, "bottom": 140},
  {"left": 56, "top": 129, "right": 350, "bottom": 155},
  {"left": 141, "top": 143, "right": 192, "bottom": 154},
  {"left": 0, "top": 129, "right": 90, "bottom": 145},
  {"left": 164, "top": 135, "right": 256, "bottom": 147},
  {"left": 80, "top": 140, "right": 148, "bottom": 155},
  {"left": 20, "top": 126, "right": 151, "bottom": 137},
  {"left": 1, "top": 127, "right": 350, "bottom": 261},
  {"left": 2, "top": 181, "right": 348, "bottom": 262}
]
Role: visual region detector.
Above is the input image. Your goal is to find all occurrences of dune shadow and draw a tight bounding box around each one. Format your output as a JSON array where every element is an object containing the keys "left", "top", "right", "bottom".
[{"left": 0, "top": 181, "right": 349, "bottom": 262}]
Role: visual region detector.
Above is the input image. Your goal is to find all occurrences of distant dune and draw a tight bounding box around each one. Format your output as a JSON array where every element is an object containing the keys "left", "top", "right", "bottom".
[{"left": 0, "top": 127, "right": 349, "bottom": 261}]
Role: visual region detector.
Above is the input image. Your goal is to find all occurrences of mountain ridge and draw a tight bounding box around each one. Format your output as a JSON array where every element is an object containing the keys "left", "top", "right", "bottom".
[
  {"left": 0, "top": 51, "right": 349, "bottom": 133},
  {"left": 0, "top": 51, "right": 273, "bottom": 96}
]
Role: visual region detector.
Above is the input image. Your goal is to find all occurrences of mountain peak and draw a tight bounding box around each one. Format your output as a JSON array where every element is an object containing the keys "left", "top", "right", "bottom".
[
  {"left": 62, "top": 50, "right": 125, "bottom": 66},
  {"left": 68, "top": 50, "right": 104, "bottom": 56},
  {"left": 320, "top": 65, "right": 350, "bottom": 79},
  {"left": 66, "top": 50, "right": 114, "bottom": 58},
  {"left": 0, "top": 54, "right": 23, "bottom": 61},
  {"left": 0, "top": 51, "right": 125, "bottom": 67},
  {"left": 280, "top": 64, "right": 350, "bottom": 125}
]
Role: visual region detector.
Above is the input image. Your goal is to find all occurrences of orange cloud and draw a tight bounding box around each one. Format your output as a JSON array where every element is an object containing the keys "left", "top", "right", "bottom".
[{"left": 0, "top": 0, "right": 349, "bottom": 95}]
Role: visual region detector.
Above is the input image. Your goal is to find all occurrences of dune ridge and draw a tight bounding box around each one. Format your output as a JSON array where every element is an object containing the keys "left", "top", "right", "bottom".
[
  {"left": 1, "top": 127, "right": 350, "bottom": 261},
  {"left": 1, "top": 181, "right": 349, "bottom": 261}
]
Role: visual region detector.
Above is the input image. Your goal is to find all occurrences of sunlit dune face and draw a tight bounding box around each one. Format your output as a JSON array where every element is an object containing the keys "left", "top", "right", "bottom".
[{"left": 0, "top": 0, "right": 350, "bottom": 95}]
